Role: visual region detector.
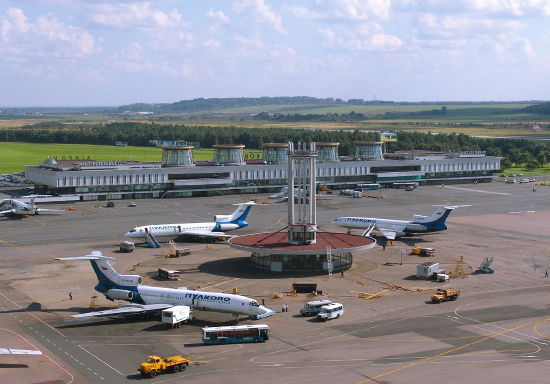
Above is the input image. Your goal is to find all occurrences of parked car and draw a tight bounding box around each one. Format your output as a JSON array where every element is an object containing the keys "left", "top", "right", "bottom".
[
  {"left": 506, "top": 179, "right": 516, "bottom": 184},
  {"left": 106, "top": 201, "right": 115, "bottom": 207},
  {"left": 520, "top": 179, "right": 529, "bottom": 183},
  {"left": 529, "top": 178, "right": 536, "bottom": 182}
]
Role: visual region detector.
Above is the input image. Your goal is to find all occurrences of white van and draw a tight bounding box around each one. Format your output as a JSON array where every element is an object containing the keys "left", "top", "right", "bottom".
[
  {"left": 300, "top": 299, "right": 332, "bottom": 316},
  {"left": 316, "top": 303, "right": 344, "bottom": 321}
]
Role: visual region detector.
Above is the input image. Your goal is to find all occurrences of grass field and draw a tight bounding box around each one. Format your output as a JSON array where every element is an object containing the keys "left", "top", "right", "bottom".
[{"left": 0, "top": 143, "right": 262, "bottom": 174}]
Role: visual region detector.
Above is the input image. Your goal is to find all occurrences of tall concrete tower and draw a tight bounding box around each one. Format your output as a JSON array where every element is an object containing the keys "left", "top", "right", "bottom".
[{"left": 287, "top": 142, "right": 317, "bottom": 245}]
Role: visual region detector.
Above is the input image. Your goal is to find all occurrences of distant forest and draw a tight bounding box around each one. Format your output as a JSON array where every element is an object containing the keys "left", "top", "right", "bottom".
[
  {"left": 521, "top": 102, "right": 550, "bottom": 115},
  {"left": 3, "top": 121, "right": 550, "bottom": 171},
  {"left": 118, "top": 96, "right": 539, "bottom": 114}
]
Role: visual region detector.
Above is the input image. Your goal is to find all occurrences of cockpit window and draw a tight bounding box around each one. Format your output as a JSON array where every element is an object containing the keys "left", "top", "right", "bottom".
[
  {"left": 250, "top": 300, "right": 259, "bottom": 306},
  {"left": 129, "top": 229, "right": 136, "bottom": 233}
]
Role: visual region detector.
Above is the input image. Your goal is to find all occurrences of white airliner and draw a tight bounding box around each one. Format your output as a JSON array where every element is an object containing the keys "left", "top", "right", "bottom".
[
  {"left": 0, "top": 196, "right": 65, "bottom": 216},
  {"left": 331, "top": 205, "right": 470, "bottom": 240},
  {"left": 55, "top": 252, "right": 274, "bottom": 322},
  {"left": 268, "top": 183, "right": 320, "bottom": 199},
  {"left": 125, "top": 202, "right": 255, "bottom": 240}
]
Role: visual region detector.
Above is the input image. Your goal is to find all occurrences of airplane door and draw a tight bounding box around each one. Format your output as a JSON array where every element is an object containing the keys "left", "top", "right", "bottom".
[
  {"left": 193, "top": 298, "right": 203, "bottom": 310},
  {"left": 178, "top": 226, "right": 181, "bottom": 233}
]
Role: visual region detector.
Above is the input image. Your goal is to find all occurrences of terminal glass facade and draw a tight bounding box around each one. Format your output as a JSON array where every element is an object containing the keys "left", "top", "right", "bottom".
[
  {"left": 263, "top": 147, "right": 288, "bottom": 163},
  {"left": 355, "top": 145, "right": 383, "bottom": 160},
  {"left": 214, "top": 148, "right": 245, "bottom": 165},
  {"left": 250, "top": 252, "right": 352, "bottom": 273},
  {"left": 317, "top": 146, "right": 339, "bottom": 162},
  {"left": 162, "top": 148, "right": 194, "bottom": 166}
]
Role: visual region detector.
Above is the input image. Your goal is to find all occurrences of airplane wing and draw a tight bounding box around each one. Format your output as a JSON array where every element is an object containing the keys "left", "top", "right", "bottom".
[
  {"left": 178, "top": 229, "right": 230, "bottom": 238},
  {"left": 0, "top": 208, "right": 15, "bottom": 215},
  {"left": 377, "top": 227, "right": 396, "bottom": 240},
  {"left": 69, "top": 303, "right": 173, "bottom": 319},
  {"left": 0, "top": 348, "right": 42, "bottom": 355},
  {"left": 35, "top": 208, "right": 66, "bottom": 213}
]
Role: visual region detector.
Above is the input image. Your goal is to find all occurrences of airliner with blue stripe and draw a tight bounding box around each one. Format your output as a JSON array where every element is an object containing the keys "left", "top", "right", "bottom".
[
  {"left": 332, "top": 205, "right": 470, "bottom": 240},
  {"left": 55, "top": 251, "right": 274, "bottom": 321},
  {"left": 125, "top": 202, "right": 255, "bottom": 240}
]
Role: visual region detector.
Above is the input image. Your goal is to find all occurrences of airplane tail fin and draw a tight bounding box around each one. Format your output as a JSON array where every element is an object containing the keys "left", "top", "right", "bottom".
[
  {"left": 55, "top": 252, "right": 142, "bottom": 293},
  {"left": 215, "top": 202, "right": 255, "bottom": 223},
  {"left": 423, "top": 205, "right": 470, "bottom": 228}
]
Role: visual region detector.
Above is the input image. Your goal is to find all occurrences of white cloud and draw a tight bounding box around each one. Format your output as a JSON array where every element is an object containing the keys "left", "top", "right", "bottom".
[
  {"left": 318, "top": 24, "right": 402, "bottom": 51},
  {"left": 233, "top": 0, "right": 286, "bottom": 33},
  {"left": 462, "top": 0, "right": 550, "bottom": 16},
  {"left": 205, "top": 9, "right": 230, "bottom": 24},
  {"left": 0, "top": 7, "right": 96, "bottom": 61},
  {"left": 85, "top": 2, "right": 182, "bottom": 30},
  {"left": 286, "top": 0, "right": 392, "bottom": 21}
]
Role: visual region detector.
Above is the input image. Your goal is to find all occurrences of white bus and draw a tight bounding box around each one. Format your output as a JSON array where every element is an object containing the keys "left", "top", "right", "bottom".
[
  {"left": 392, "top": 182, "right": 419, "bottom": 189},
  {"left": 355, "top": 183, "right": 381, "bottom": 191},
  {"left": 316, "top": 303, "right": 344, "bottom": 321},
  {"left": 300, "top": 299, "right": 332, "bottom": 316},
  {"left": 202, "top": 324, "right": 269, "bottom": 344}
]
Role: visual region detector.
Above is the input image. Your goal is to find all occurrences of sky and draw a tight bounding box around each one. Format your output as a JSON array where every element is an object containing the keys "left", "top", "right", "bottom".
[{"left": 1, "top": 0, "right": 550, "bottom": 107}]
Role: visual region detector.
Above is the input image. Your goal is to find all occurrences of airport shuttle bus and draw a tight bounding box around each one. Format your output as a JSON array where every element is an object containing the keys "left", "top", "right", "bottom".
[
  {"left": 202, "top": 324, "right": 269, "bottom": 344},
  {"left": 392, "top": 182, "right": 419, "bottom": 189},
  {"left": 355, "top": 183, "right": 381, "bottom": 191}
]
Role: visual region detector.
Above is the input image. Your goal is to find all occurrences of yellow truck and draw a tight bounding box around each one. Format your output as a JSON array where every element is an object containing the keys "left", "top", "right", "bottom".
[
  {"left": 431, "top": 288, "right": 460, "bottom": 303},
  {"left": 138, "top": 355, "right": 191, "bottom": 378}
]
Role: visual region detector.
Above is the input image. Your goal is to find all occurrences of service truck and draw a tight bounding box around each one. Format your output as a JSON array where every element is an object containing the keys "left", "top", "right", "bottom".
[
  {"left": 138, "top": 355, "right": 191, "bottom": 378},
  {"left": 431, "top": 288, "right": 460, "bottom": 303},
  {"left": 119, "top": 241, "right": 135, "bottom": 253},
  {"left": 162, "top": 305, "right": 193, "bottom": 328}
]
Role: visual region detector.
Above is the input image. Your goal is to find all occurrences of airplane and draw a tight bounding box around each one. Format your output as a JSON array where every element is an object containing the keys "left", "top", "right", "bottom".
[
  {"left": 268, "top": 183, "right": 320, "bottom": 199},
  {"left": 331, "top": 205, "right": 470, "bottom": 240},
  {"left": 0, "top": 196, "right": 65, "bottom": 216},
  {"left": 54, "top": 252, "right": 274, "bottom": 322},
  {"left": 125, "top": 202, "right": 256, "bottom": 241}
]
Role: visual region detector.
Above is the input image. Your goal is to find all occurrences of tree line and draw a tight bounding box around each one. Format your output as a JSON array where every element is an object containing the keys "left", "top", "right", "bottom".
[{"left": 2, "top": 121, "right": 549, "bottom": 170}]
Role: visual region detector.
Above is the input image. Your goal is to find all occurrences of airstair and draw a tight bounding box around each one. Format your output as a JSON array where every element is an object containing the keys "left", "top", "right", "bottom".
[
  {"left": 145, "top": 232, "right": 161, "bottom": 248},
  {"left": 479, "top": 257, "right": 494, "bottom": 274},
  {"left": 250, "top": 309, "right": 276, "bottom": 320},
  {"left": 361, "top": 224, "right": 376, "bottom": 237}
]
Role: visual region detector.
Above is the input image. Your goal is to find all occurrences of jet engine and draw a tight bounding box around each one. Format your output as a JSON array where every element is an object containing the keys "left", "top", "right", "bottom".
[
  {"left": 405, "top": 224, "right": 429, "bottom": 232},
  {"left": 216, "top": 223, "right": 240, "bottom": 231},
  {"left": 106, "top": 289, "right": 133, "bottom": 301},
  {"left": 117, "top": 274, "right": 142, "bottom": 286}
]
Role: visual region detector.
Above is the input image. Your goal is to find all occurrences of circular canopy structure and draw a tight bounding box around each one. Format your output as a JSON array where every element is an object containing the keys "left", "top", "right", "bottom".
[
  {"left": 229, "top": 230, "right": 376, "bottom": 273},
  {"left": 229, "top": 231, "right": 376, "bottom": 255}
]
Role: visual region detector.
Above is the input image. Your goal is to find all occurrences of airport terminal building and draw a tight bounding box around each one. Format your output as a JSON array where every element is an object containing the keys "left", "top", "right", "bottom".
[{"left": 24, "top": 142, "right": 501, "bottom": 201}]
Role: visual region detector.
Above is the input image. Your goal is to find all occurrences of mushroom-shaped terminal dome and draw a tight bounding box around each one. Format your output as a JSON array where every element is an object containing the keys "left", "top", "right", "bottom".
[{"left": 40, "top": 157, "right": 58, "bottom": 166}]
